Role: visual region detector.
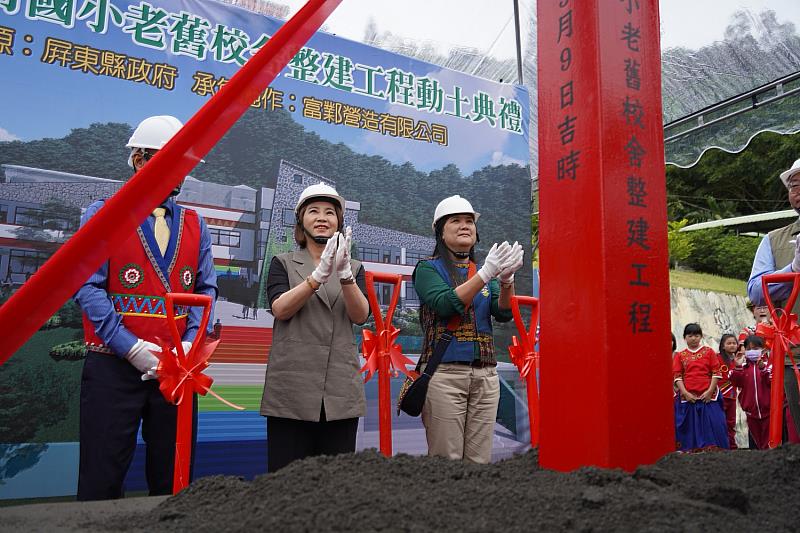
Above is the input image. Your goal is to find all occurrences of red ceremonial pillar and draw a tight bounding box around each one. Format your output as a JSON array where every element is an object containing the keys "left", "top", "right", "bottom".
[{"left": 537, "top": 0, "right": 674, "bottom": 471}]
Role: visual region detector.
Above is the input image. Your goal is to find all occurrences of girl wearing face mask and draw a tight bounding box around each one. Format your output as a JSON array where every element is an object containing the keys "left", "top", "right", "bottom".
[
  {"left": 730, "top": 335, "right": 772, "bottom": 449},
  {"left": 717, "top": 333, "right": 740, "bottom": 449},
  {"left": 672, "top": 323, "right": 729, "bottom": 451}
]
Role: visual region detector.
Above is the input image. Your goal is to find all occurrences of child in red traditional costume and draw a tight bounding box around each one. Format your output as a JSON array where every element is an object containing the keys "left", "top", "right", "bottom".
[
  {"left": 730, "top": 335, "right": 772, "bottom": 449},
  {"left": 717, "top": 333, "right": 739, "bottom": 449},
  {"left": 673, "top": 323, "right": 729, "bottom": 450}
]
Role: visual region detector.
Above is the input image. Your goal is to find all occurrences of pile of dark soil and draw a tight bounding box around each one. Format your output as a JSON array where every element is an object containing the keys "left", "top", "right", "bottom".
[{"left": 104, "top": 446, "right": 800, "bottom": 532}]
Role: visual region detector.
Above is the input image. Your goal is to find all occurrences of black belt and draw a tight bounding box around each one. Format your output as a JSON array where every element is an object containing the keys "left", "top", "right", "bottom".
[{"left": 447, "top": 360, "right": 496, "bottom": 369}]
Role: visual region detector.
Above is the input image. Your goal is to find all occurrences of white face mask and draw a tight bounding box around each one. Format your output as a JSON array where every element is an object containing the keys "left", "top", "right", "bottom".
[{"left": 745, "top": 349, "right": 762, "bottom": 362}]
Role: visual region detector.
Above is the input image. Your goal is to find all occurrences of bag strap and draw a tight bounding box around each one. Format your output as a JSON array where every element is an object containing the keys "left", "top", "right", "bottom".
[{"left": 421, "top": 261, "right": 477, "bottom": 378}]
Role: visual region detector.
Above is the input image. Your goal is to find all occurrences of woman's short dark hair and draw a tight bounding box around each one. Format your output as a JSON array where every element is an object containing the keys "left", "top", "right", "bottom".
[
  {"left": 683, "top": 323, "right": 702, "bottom": 337},
  {"left": 294, "top": 198, "right": 343, "bottom": 248},
  {"left": 671, "top": 333, "right": 676, "bottom": 353},
  {"left": 744, "top": 335, "right": 764, "bottom": 349}
]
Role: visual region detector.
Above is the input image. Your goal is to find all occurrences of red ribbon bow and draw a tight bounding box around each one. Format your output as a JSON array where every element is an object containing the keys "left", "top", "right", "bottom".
[
  {"left": 509, "top": 296, "right": 540, "bottom": 378},
  {"left": 153, "top": 337, "right": 244, "bottom": 412},
  {"left": 509, "top": 335, "right": 538, "bottom": 378},
  {"left": 755, "top": 311, "right": 800, "bottom": 362},
  {"left": 361, "top": 325, "right": 418, "bottom": 383}
]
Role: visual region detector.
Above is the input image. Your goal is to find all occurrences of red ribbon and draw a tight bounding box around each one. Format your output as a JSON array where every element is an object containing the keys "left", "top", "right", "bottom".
[
  {"left": 153, "top": 337, "right": 244, "bottom": 412},
  {"left": 509, "top": 335, "right": 538, "bottom": 378},
  {"left": 159, "top": 293, "right": 244, "bottom": 495},
  {"left": 759, "top": 273, "right": 800, "bottom": 448},
  {"left": 755, "top": 313, "right": 800, "bottom": 361},
  {"left": 361, "top": 326, "right": 418, "bottom": 383},
  {"left": 508, "top": 295, "right": 540, "bottom": 448},
  {"left": 756, "top": 312, "right": 800, "bottom": 408}
]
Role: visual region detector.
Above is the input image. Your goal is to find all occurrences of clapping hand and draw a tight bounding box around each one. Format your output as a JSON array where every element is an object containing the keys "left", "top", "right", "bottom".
[
  {"left": 498, "top": 241, "right": 524, "bottom": 284},
  {"left": 335, "top": 226, "right": 353, "bottom": 281},
  {"left": 311, "top": 232, "right": 339, "bottom": 284},
  {"left": 478, "top": 242, "right": 513, "bottom": 283}
]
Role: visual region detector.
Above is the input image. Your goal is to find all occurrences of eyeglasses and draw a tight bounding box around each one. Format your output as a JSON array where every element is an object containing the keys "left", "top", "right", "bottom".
[
  {"left": 788, "top": 182, "right": 800, "bottom": 192},
  {"left": 141, "top": 150, "right": 157, "bottom": 162}
]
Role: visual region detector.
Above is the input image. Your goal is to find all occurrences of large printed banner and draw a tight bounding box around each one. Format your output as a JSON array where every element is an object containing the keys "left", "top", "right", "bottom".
[{"left": 0, "top": 0, "right": 531, "bottom": 499}]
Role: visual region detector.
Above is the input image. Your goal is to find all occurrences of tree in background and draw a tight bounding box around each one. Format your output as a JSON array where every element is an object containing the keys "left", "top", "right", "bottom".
[
  {"left": 667, "top": 219, "right": 694, "bottom": 269},
  {"left": 681, "top": 228, "right": 760, "bottom": 280},
  {"left": 667, "top": 131, "right": 799, "bottom": 223}
]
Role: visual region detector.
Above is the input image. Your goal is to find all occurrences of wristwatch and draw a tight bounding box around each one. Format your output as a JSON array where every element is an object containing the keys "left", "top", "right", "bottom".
[
  {"left": 340, "top": 276, "right": 356, "bottom": 285},
  {"left": 305, "top": 276, "right": 321, "bottom": 291}
]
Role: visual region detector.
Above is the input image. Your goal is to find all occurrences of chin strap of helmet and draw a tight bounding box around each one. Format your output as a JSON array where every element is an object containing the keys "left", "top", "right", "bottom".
[
  {"left": 435, "top": 223, "right": 478, "bottom": 260},
  {"left": 447, "top": 247, "right": 470, "bottom": 259},
  {"left": 303, "top": 226, "right": 331, "bottom": 245}
]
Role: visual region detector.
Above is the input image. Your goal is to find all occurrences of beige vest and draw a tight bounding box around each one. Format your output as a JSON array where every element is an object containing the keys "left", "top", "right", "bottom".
[
  {"left": 767, "top": 219, "right": 800, "bottom": 314},
  {"left": 259, "top": 248, "right": 366, "bottom": 421}
]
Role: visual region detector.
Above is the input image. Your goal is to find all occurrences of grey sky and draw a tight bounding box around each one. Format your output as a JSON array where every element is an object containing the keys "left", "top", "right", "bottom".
[{"left": 275, "top": 0, "right": 800, "bottom": 57}]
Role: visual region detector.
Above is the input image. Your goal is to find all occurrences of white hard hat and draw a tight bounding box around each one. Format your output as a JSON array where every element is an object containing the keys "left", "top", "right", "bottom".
[
  {"left": 432, "top": 195, "right": 480, "bottom": 230},
  {"left": 780, "top": 158, "right": 800, "bottom": 187},
  {"left": 295, "top": 183, "right": 345, "bottom": 215},
  {"left": 126, "top": 115, "right": 184, "bottom": 168}
]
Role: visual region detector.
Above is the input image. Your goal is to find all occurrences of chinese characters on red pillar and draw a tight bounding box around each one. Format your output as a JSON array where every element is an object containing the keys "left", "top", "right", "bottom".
[
  {"left": 556, "top": 0, "right": 580, "bottom": 181},
  {"left": 619, "top": 0, "right": 652, "bottom": 334}
]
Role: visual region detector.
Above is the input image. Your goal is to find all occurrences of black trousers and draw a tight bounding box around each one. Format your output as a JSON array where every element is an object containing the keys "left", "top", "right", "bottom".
[
  {"left": 266, "top": 404, "right": 358, "bottom": 472},
  {"left": 77, "top": 351, "right": 197, "bottom": 501},
  {"left": 785, "top": 367, "right": 800, "bottom": 438}
]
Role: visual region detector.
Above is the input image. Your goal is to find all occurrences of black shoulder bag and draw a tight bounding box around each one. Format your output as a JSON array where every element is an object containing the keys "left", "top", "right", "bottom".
[{"left": 397, "top": 262, "right": 476, "bottom": 417}]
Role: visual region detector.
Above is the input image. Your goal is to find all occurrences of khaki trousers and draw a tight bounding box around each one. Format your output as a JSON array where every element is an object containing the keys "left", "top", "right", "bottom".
[{"left": 421, "top": 363, "right": 500, "bottom": 464}]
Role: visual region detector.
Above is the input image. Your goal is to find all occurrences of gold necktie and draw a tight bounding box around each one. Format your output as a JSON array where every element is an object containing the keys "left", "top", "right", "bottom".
[{"left": 152, "top": 207, "right": 170, "bottom": 256}]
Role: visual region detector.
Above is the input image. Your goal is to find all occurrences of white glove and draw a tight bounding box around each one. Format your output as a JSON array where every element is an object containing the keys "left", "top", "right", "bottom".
[
  {"left": 311, "top": 231, "right": 339, "bottom": 284},
  {"left": 477, "top": 242, "right": 512, "bottom": 283},
  {"left": 335, "top": 226, "right": 353, "bottom": 280},
  {"left": 793, "top": 237, "right": 800, "bottom": 272},
  {"left": 126, "top": 339, "right": 161, "bottom": 380},
  {"left": 499, "top": 241, "right": 524, "bottom": 284},
  {"left": 172, "top": 341, "right": 193, "bottom": 356}
]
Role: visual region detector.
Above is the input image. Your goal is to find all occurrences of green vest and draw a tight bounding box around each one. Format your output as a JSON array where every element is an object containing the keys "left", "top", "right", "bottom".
[{"left": 767, "top": 219, "right": 800, "bottom": 365}]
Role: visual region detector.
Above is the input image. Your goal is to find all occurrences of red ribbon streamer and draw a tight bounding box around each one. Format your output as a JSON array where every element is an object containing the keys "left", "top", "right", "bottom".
[
  {"left": 160, "top": 293, "right": 244, "bottom": 495},
  {"left": 154, "top": 337, "right": 245, "bottom": 413},
  {"left": 755, "top": 313, "right": 800, "bottom": 362},
  {"left": 759, "top": 273, "right": 800, "bottom": 448},
  {"left": 361, "top": 326, "right": 418, "bottom": 383},
  {"left": 508, "top": 295, "right": 540, "bottom": 448},
  {"left": 508, "top": 336, "right": 538, "bottom": 378},
  {"left": 0, "top": 0, "right": 343, "bottom": 366}
]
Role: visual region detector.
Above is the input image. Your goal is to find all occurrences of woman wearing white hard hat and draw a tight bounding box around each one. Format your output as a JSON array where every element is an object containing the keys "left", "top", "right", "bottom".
[
  {"left": 259, "top": 183, "right": 369, "bottom": 471},
  {"left": 411, "top": 195, "right": 524, "bottom": 463}
]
